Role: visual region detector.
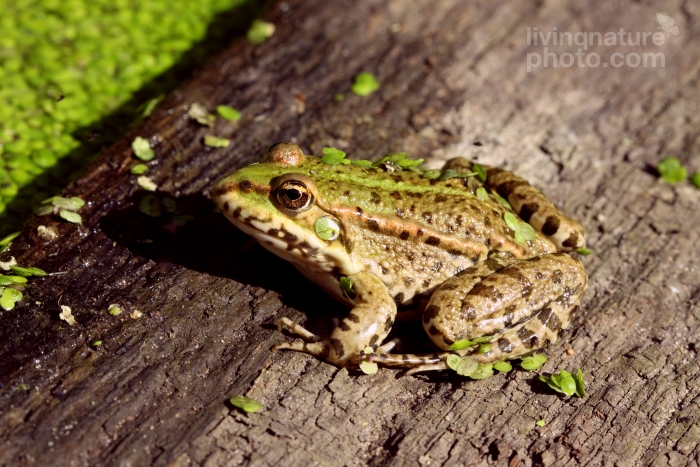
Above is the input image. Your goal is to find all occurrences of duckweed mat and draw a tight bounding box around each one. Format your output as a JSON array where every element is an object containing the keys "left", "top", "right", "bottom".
[{"left": 0, "top": 0, "right": 260, "bottom": 235}]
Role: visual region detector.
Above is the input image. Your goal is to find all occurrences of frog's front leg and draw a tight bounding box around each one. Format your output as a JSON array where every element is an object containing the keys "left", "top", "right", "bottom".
[
  {"left": 369, "top": 253, "right": 587, "bottom": 373},
  {"left": 273, "top": 271, "right": 397, "bottom": 367}
]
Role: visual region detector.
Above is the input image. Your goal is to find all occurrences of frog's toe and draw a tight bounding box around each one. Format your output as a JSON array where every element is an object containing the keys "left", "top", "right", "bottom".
[
  {"left": 376, "top": 338, "right": 402, "bottom": 354},
  {"left": 271, "top": 340, "right": 327, "bottom": 357},
  {"left": 405, "top": 362, "right": 449, "bottom": 376},
  {"left": 276, "top": 317, "right": 324, "bottom": 343}
]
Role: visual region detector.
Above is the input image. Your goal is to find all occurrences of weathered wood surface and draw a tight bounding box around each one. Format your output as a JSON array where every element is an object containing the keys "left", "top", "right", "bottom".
[{"left": 2, "top": 0, "right": 700, "bottom": 465}]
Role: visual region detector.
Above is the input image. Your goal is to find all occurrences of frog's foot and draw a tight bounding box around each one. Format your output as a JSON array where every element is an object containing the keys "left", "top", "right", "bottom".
[{"left": 276, "top": 317, "right": 324, "bottom": 343}]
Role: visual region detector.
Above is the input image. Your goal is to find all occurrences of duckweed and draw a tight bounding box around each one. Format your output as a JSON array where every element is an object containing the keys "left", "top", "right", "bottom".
[{"left": 0, "top": 0, "right": 254, "bottom": 235}]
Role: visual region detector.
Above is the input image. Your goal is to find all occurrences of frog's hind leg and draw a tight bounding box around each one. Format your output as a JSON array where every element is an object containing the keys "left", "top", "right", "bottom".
[{"left": 442, "top": 158, "right": 586, "bottom": 251}]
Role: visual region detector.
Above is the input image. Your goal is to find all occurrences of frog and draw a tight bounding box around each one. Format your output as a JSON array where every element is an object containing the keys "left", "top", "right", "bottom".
[{"left": 211, "top": 142, "right": 588, "bottom": 375}]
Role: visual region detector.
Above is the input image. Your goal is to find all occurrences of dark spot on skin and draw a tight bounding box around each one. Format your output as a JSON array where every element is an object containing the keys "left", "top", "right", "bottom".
[
  {"left": 562, "top": 232, "right": 580, "bottom": 248},
  {"left": 417, "top": 229, "right": 424, "bottom": 236},
  {"left": 344, "top": 191, "right": 350, "bottom": 196},
  {"left": 222, "top": 201, "right": 229, "bottom": 212},
  {"left": 497, "top": 338, "right": 514, "bottom": 353},
  {"left": 400, "top": 231, "right": 410, "bottom": 240},
  {"left": 392, "top": 175, "right": 404, "bottom": 183},
  {"left": 368, "top": 219, "right": 380, "bottom": 231},
  {"left": 428, "top": 325, "right": 441, "bottom": 336},
  {"left": 407, "top": 253, "right": 415, "bottom": 262},
  {"left": 410, "top": 205, "right": 416, "bottom": 212},
  {"left": 435, "top": 194, "right": 448, "bottom": 203},
  {"left": 448, "top": 249, "right": 462, "bottom": 257},
  {"left": 423, "top": 305, "right": 440, "bottom": 323},
  {"left": 528, "top": 256, "right": 542, "bottom": 262},
  {"left": 423, "top": 279, "right": 431, "bottom": 288},
  {"left": 461, "top": 303, "right": 477, "bottom": 320},
  {"left": 369, "top": 334, "right": 380, "bottom": 346},
  {"left": 485, "top": 258, "right": 504, "bottom": 272},
  {"left": 330, "top": 338, "right": 345, "bottom": 358},
  {"left": 517, "top": 327, "right": 540, "bottom": 349},
  {"left": 425, "top": 236, "right": 440, "bottom": 246},
  {"left": 371, "top": 192, "right": 381, "bottom": 204},
  {"left": 384, "top": 318, "right": 394, "bottom": 333},
  {"left": 404, "top": 277, "right": 414, "bottom": 286},
  {"left": 484, "top": 218, "right": 492, "bottom": 228},
  {"left": 538, "top": 307, "right": 561, "bottom": 332},
  {"left": 232, "top": 207, "right": 242, "bottom": 219},
  {"left": 519, "top": 203, "right": 539, "bottom": 222},
  {"left": 505, "top": 304, "right": 517, "bottom": 314},
  {"left": 268, "top": 228, "right": 298, "bottom": 243},
  {"left": 535, "top": 271, "right": 546, "bottom": 280},
  {"left": 470, "top": 283, "right": 503, "bottom": 301},
  {"left": 396, "top": 208, "right": 405, "bottom": 218},
  {"left": 346, "top": 313, "right": 361, "bottom": 323},
  {"left": 496, "top": 180, "right": 528, "bottom": 199},
  {"left": 239, "top": 180, "right": 253, "bottom": 191},
  {"left": 391, "top": 191, "right": 402, "bottom": 200},
  {"left": 381, "top": 266, "right": 388, "bottom": 275},
  {"left": 394, "top": 293, "right": 404, "bottom": 305},
  {"left": 422, "top": 211, "right": 434, "bottom": 224},
  {"left": 438, "top": 283, "right": 458, "bottom": 291},
  {"left": 470, "top": 253, "right": 481, "bottom": 264},
  {"left": 320, "top": 345, "right": 330, "bottom": 360},
  {"left": 356, "top": 206, "right": 363, "bottom": 216},
  {"left": 338, "top": 322, "right": 351, "bottom": 332},
  {"left": 432, "top": 262, "right": 442, "bottom": 272},
  {"left": 455, "top": 215, "right": 463, "bottom": 226},
  {"left": 552, "top": 270, "right": 563, "bottom": 285},
  {"left": 542, "top": 216, "right": 561, "bottom": 236}
]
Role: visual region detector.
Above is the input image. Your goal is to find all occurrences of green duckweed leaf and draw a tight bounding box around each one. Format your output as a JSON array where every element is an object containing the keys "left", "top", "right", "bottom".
[
  {"left": 230, "top": 395, "right": 262, "bottom": 413},
  {"left": 476, "top": 187, "right": 489, "bottom": 201},
  {"left": 351, "top": 159, "right": 373, "bottom": 167},
  {"left": 321, "top": 147, "right": 349, "bottom": 165},
  {"left": 471, "top": 336, "right": 493, "bottom": 344},
  {"left": 514, "top": 221, "right": 537, "bottom": 244},
  {"left": 9, "top": 266, "right": 47, "bottom": 277},
  {"left": 574, "top": 368, "right": 586, "bottom": 398},
  {"left": 0, "top": 275, "right": 28, "bottom": 286},
  {"left": 59, "top": 210, "right": 82, "bottom": 225},
  {"left": 360, "top": 360, "right": 379, "bottom": 375},
  {"left": 473, "top": 163, "right": 487, "bottom": 182},
  {"left": 216, "top": 105, "right": 241, "bottom": 121},
  {"left": 657, "top": 157, "right": 687, "bottom": 184},
  {"left": 455, "top": 357, "right": 478, "bottom": 376},
  {"left": 575, "top": 248, "right": 593, "bottom": 255},
  {"left": 493, "top": 361, "right": 513, "bottom": 372},
  {"left": 203, "top": 135, "right": 230, "bottom": 148},
  {"left": 314, "top": 216, "right": 340, "bottom": 241},
  {"left": 0, "top": 287, "right": 23, "bottom": 310},
  {"left": 469, "top": 364, "right": 494, "bottom": 380},
  {"left": 477, "top": 343, "right": 492, "bottom": 354},
  {"left": 493, "top": 194, "right": 512, "bottom": 209},
  {"left": 0, "top": 232, "right": 20, "bottom": 246},
  {"left": 247, "top": 19, "right": 275, "bottom": 45},
  {"left": 446, "top": 354, "right": 462, "bottom": 370},
  {"left": 438, "top": 169, "right": 477, "bottom": 181},
  {"left": 691, "top": 173, "right": 700, "bottom": 188},
  {"left": 536, "top": 419, "right": 546, "bottom": 427},
  {"left": 92, "top": 340, "right": 103, "bottom": 347},
  {"left": 139, "top": 194, "right": 161, "bottom": 217},
  {"left": 520, "top": 354, "right": 548, "bottom": 371},
  {"left": 448, "top": 340, "right": 473, "bottom": 350},
  {"left": 422, "top": 169, "right": 441, "bottom": 180},
  {"left": 503, "top": 212, "right": 519, "bottom": 230},
  {"left": 131, "top": 136, "right": 155, "bottom": 161},
  {"left": 108, "top": 304, "right": 122, "bottom": 316},
  {"left": 130, "top": 164, "right": 148, "bottom": 175},
  {"left": 351, "top": 72, "right": 380, "bottom": 96}
]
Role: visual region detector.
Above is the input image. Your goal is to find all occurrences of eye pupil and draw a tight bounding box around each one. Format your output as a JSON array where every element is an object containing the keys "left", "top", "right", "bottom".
[{"left": 284, "top": 188, "right": 301, "bottom": 201}]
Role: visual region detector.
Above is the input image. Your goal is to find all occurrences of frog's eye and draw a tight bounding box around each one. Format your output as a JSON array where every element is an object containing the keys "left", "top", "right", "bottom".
[{"left": 276, "top": 179, "right": 314, "bottom": 212}]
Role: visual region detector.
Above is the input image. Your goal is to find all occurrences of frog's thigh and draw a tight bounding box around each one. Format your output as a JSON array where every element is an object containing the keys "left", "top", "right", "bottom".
[{"left": 424, "top": 253, "right": 587, "bottom": 356}]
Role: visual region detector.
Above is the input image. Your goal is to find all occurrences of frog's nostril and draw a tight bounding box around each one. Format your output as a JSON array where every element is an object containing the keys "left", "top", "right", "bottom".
[{"left": 239, "top": 180, "right": 253, "bottom": 191}]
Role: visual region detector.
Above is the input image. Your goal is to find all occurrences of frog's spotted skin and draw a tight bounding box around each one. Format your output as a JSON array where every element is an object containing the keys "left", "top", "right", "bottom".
[{"left": 212, "top": 143, "right": 588, "bottom": 374}]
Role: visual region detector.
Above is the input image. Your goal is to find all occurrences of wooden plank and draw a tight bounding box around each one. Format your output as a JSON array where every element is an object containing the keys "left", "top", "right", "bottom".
[{"left": 1, "top": 0, "right": 699, "bottom": 465}]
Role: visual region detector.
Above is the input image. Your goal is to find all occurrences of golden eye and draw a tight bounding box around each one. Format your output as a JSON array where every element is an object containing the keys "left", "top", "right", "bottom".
[{"left": 276, "top": 179, "right": 314, "bottom": 211}]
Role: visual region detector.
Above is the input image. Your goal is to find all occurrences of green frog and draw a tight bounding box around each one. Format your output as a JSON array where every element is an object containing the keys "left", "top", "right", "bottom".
[{"left": 212, "top": 143, "right": 588, "bottom": 375}]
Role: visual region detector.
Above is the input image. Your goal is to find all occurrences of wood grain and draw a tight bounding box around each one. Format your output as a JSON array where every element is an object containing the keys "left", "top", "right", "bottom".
[{"left": 2, "top": 0, "right": 700, "bottom": 465}]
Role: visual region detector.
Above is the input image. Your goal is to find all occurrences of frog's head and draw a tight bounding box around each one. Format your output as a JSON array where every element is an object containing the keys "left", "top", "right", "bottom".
[{"left": 212, "top": 143, "right": 360, "bottom": 276}]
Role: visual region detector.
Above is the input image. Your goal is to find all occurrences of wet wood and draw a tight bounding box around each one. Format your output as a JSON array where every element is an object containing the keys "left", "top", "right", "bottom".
[{"left": 2, "top": 0, "right": 700, "bottom": 465}]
